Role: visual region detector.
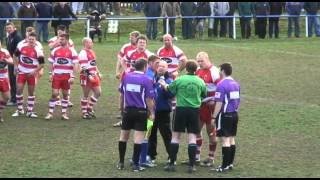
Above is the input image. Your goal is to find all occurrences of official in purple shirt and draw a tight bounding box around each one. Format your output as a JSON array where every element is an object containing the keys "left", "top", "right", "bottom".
[
  {"left": 212, "top": 62, "right": 240, "bottom": 172},
  {"left": 117, "top": 59, "right": 155, "bottom": 172}
]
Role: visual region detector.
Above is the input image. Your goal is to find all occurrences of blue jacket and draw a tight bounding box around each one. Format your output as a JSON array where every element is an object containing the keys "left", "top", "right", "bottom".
[
  {"left": 286, "top": 2, "right": 303, "bottom": 15},
  {"left": 144, "top": 2, "right": 161, "bottom": 17},
  {"left": 35, "top": 2, "right": 53, "bottom": 22},
  {"left": 154, "top": 72, "right": 175, "bottom": 112}
]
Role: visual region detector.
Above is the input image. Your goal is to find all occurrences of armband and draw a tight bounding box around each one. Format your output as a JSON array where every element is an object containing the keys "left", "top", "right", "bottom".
[{"left": 38, "top": 56, "right": 45, "bottom": 64}]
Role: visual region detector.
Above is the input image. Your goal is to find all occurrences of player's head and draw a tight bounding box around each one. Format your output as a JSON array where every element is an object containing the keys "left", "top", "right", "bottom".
[
  {"left": 196, "top": 51, "right": 211, "bottom": 69},
  {"left": 136, "top": 35, "right": 148, "bottom": 51},
  {"left": 157, "top": 59, "right": 168, "bottom": 76},
  {"left": 134, "top": 58, "right": 148, "bottom": 72},
  {"left": 5, "top": 22, "right": 15, "bottom": 34},
  {"left": 163, "top": 34, "right": 173, "bottom": 48},
  {"left": 185, "top": 60, "right": 199, "bottom": 74},
  {"left": 219, "top": 62, "right": 232, "bottom": 77},
  {"left": 82, "top": 37, "right": 93, "bottom": 49},
  {"left": 57, "top": 25, "right": 67, "bottom": 36},
  {"left": 129, "top": 31, "right": 140, "bottom": 45},
  {"left": 25, "top": 26, "right": 35, "bottom": 39},
  {"left": 59, "top": 33, "right": 69, "bottom": 47},
  {"left": 148, "top": 55, "right": 160, "bottom": 71},
  {"left": 27, "top": 32, "right": 37, "bottom": 47}
]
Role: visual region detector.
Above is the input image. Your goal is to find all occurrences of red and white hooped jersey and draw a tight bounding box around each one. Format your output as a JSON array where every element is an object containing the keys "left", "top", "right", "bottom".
[
  {"left": 17, "top": 39, "right": 43, "bottom": 51},
  {"left": 157, "top": 45, "right": 186, "bottom": 73},
  {"left": 48, "top": 36, "right": 75, "bottom": 49},
  {"left": 123, "top": 49, "right": 154, "bottom": 72},
  {"left": 17, "top": 45, "right": 44, "bottom": 74},
  {"left": 0, "top": 48, "right": 11, "bottom": 78},
  {"left": 196, "top": 65, "right": 221, "bottom": 97},
  {"left": 118, "top": 43, "right": 136, "bottom": 60},
  {"left": 79, "top": 49, "right": 97, "bottom": 75},
  {"left": 49, "top": 46, "right": 78, "bottom": 75}
]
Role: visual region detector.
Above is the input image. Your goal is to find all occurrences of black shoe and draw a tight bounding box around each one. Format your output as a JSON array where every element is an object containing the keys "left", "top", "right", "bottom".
[
  {"left": 132, "top": 164, "right": 145, "bottom": 172},
  {"left": 187, "top": 165, "right": 196, "bottom": 173},
  {"left": 117, "top": 162, "right": 124, "bottom": 170},
  {"left": 164, "top": 164, "right": 176, "bottom": 172},
  {"left": 214, "top": 165, "right": 230, "bottom": 173}
]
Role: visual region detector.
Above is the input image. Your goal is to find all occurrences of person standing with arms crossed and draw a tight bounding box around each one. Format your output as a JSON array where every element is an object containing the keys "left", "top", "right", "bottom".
[
  {"left": 159, "top": 60, "right": 207, "bottom": 173},
  {"left": 212, "top": 62, "right": 240, "bottom": 172}
]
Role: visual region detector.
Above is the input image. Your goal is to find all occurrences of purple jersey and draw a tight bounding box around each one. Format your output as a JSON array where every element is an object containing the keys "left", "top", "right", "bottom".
[
  {"left": 214, "top": 76, "right": 240, "bottom": 113},
  {"left": 120, "top": 71, "right": 155, "bottom": 109}
]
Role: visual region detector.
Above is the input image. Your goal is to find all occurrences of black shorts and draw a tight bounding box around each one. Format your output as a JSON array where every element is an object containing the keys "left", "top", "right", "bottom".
[
  {"left": 216, "top": 112, "right": 238, "bottom": 137},
  {"left": 173, "top": 107, "right": 200, "bottom": 134},
  {"left": 122, "top": 107, "right": 148, "bottom": 131}
]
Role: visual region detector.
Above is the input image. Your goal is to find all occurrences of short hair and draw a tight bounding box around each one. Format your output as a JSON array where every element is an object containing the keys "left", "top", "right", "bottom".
[
  {"left": 6, "top": 22, "right": 15, "bottom": 27},
  {"left": 163, "top": 33, "right": 172, "bottom": 40},
  {"left": 28, "top": 32, "right": 37, "bottom": 38},
  {"left": 185, "top": 60, "right": 198, "bottom": 74},
  {"left": 130, "top": 31, "right": 140, "bottom": 37},
  {"left": 59, "top": 33, "right": 69, "bottom": 40},
  {"left": 82, "top": 37, "right": 92, "bottom": 44},
  {"left": 26, "top": 27, "right": 35, "bottom": 33},
  {"left": 136, "top": 35, "right": 148, "bottom": 44},
  {"left": 147, "top": 55, "right": 160, "bottom": 64},
  {"left": 220, "top": 63, "right": 232, "bottom": 76},
  {"left": 57, "top": 25, "right": 66, "bottom": 31},
  {"left": 196, "top": 51, "right": 209, "bottom": 61},
  {"left": 134, "top": 58, "right": 147, "bottom": 71}
]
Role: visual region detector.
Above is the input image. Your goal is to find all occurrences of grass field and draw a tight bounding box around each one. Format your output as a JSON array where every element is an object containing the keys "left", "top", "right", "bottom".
[{"left": 0, "top": 17, "right": 320, "bottom": 178}]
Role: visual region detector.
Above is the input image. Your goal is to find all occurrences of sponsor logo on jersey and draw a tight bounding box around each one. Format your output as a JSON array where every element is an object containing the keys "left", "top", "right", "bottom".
[
  {"left": 57, "top": 58, "right": 69, "bottom": 64},
  {"left": 90, "top": 60, "right": 96, "bottom": 66},
  {"left": 21, "top": 57, "right": 33, "bottom": 64},
  {"left": 0, "top": 61, "right": 7, "bottom": 69}
]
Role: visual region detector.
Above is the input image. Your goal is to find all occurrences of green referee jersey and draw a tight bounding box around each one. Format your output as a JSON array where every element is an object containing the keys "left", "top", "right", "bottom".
[{"left": 168, "top": 74, "right": 207, "bottom": 108}]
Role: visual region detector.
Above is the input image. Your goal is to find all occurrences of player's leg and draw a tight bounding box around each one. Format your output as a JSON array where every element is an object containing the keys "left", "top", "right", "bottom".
[
  {"left": 12, "top": 75, "right": 26, "bottom": 117},
  {"left": 61, "top": 89, "right": 69, "bottom": 120},
  {"left": 87, "top": 85, "right": 101, "bottom": 118},
  {"left": 45, "top": 88, "right": 59, "bottom": 120},
  {"left": 80, "top": 85, "right": 90, "bottom": 119},
  {"left": 195, "top": 121, "right": 204, "bottom": 163},
  {"left": 0, "top": 89, "right": 10, "bottom": 122},
  {"left": 26, "top": 76, "right": 37, "bottom": 118}
]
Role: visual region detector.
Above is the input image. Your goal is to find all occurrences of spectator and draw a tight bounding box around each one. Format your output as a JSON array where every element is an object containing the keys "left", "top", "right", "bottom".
[
  {"left": 304, "top": 2, "right": 320, "bottom": 37},
  {"left": 87, "top": 10, "right": 106, "bottom": 43},
  {"left": 18, "top": 2, "right": 37, "bottom": 39},
  {"left": 194, "top": 2, "right": 211, "bottom": 40},
  {"left": 161, "top": 2, "right": 181, "bottom": 39},
  {"left": 226, "top": 2, "right": 237, "bottom": 38},
  {"left": 144, "top": 2, "right": 161, "bottom": 40},
  {"left": 10, "top": 2, "right": 21, "bottom": 17},
  {"left": 71, "top": 2, "right": 84, "bottom": 15},
  {"left": 113, "top": 2, "right": 121, "bottom": 16},
  {"left": 133, "top": 2, "right": 143, "bottom": 13},
  {"left": 254, "top": 2, "right": 270, "bottom": 39},
  {"left": 35, "top": 2, "right": 53, "bottom": 43},
  {"left": 52, "top": 2, "right": 77, "bottom": 36},
  {"left": 0, "top": 2, "right": 14, "bottom": 43},
  {"left": 238, "top": 2, "right": 255, "bottom": 39},
  {"left": 208, "top": 2, "right": 215, "bottom": 38},
  {"left": 180, "top": 2, "right": 196, "bottom": 39},
  {"left": 213, "top": 2, "right": 230, "bottom": 38},
  {"left": 286, "top": 2, "right": 303, "bottom": 38},
  {"left": 269, "top": 2, "right": 283, "bottom": 38},
  {"left": 5, "top": 22, "right": 23, "bottom": 106}
]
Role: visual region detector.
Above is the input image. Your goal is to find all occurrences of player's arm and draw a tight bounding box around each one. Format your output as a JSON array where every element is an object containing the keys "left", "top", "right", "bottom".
[
  {"left": 115, "top": 59, "right": 123, "bottom": 79},
  {"left": 212, "top": 102, "right": 222, "bottom": 120},
  {"left": 4, "top": 53, "right": 14, "bottom": 65},
  {"left": 178, "top": 56, "right": 187, "bottom": 72},
  {"left": 146, "top": 97, "right": 155, "bottom": 121},
  {"left": 30, "top": 56, "right": 45, "bottom": 77},
  {"left": 48, "top": 40, "right": 59, "bottom": 50},
  {"left": 13, "top": 49, "right": 21, "bottom": 74}
]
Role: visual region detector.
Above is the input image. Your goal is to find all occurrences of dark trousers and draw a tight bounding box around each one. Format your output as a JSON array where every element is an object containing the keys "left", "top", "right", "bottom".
[
  {"left": 288, "top": 16, "right": 300, "bottom": 38},
  {"left": 226, "top": 17, "right": 234, "bottom": 38},
  {"left": 0, "top": 21, "right": 6, "bottom": 44},
  {"left": 240, "top": 17, "right": 251, "bottom": 39},
  {"left": 146, "top": 19, "right": 158, "bottom": 40},
  {"left": 36, "top": 21, "right": 49, "bottom": 42},
  {"left": 256, "top": 17, "right": 267, "bottom": 39},
  {"left": 269, "top": 17, "right": 280, "bottom": 38},
  {"left": 21, "top": 21, "right": 34, "bottom": 39},
  {"left": 163, "top": 19, "right": 176, "bottom": 37},
  {"left": 182, "top": 18, "right": 193, "bottom": 39},
  {"left": 213, "top": 17, "right": 227, "bottom": 37},
  {"left": 8, "top": 64, "right": 16, "bottom": 103},
  {"left": 148, "top": 111, "right": 172, "bottom": 160},
  {"left": 89, "top": 28, "right": 102, "bottom": 41}
]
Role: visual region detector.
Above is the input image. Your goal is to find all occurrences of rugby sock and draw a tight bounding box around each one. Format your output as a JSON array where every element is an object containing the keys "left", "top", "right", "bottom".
[
  {"left": 118, "top": 141, "right": 127, "bottom": 164},
  {"left": 222, "top": 146, "right": 231, "bottom": 168},
  {"left": 67, "top": 89, "right": 71, "bottom": 103},
  {"left": 133, "top": 143, "right": 142, "bottom": 166},
  {"left": 88, "top": 96, "right": 98, "bottom": 112},
  {"left": 208, "top": 141, "right": 217, "bottom": 160},
  {"left": 27, "top": 96, "right": 35, "bottom": 112},
  {"left": 188, "top": 143, "right": 197, "bottom": 167},
  {"left": 49, "top": 98, "right": 56, "bottom": 114},
  {"left": 169, "top": 143, "right": 179, "bottom": 165},
  {"left": 81, "top": 98, "right": 88, "bottom": 114},
  {"left": 16, "top": 95, "right": 24, "bottom": 111},
  {"left": 196, "top": 137, "right": 203, "bottom": 161},
  {"left": 61, "top": 98, "right": 68, "bottom": 114},
  {"left": 0, "top": 101, "right": 6, "bottom": 113},
  {"left": 230, "top": 145, "right": 236, "bottom": 165}
]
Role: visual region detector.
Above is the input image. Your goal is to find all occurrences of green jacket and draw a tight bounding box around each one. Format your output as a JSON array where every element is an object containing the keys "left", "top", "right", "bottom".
[{"left": 238, "top": 2, "right": 255, "bottom": 16}]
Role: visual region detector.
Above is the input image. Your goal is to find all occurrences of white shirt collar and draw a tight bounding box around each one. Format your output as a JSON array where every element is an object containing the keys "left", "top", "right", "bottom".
[{"left": 134, "top": 71, "right": 144, "bottom": 74}]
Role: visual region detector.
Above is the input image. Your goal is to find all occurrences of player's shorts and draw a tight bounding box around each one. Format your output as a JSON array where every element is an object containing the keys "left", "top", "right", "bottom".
[
  {"left": 216, "top": 112, "right": 238, "bottom": 137},
  {"left": 17, "top": 73, "right": 36, "bottom": 86},
  {"left": 52, "top": 74, "right": 71, "bottom": 90},
  {"left": 0, "top": 78, "right": 10, "bottom": 92},
  {"left": 122, "top": 107, "right": 148, "bottom": 131},
  {"left": 80, "top": 74, "right": 100, "bottom": 88},
  {"left": 173, "top": 107, "right": 200, "bottom": 134},
  {"left": 199, "top": 102, "right": 214, "bottom": 124}
]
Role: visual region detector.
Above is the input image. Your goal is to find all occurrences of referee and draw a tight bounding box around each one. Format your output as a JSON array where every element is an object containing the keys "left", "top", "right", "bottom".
[
  {"left": 159, "top": 60, "right": 207, "bottom": 173},
  {"left": 212, "top": 63, "right": 240, "bottom": 172},
  {"left": 117, "top": 59, "right": 155, "bottom": 172}
]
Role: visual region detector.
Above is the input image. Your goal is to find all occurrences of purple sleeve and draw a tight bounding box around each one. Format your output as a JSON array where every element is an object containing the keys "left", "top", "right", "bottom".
[
  {"left": 119, "top": 80, "right": 124, "bottom": 94},
  {"left": 214, "top": 84, "right": 225, "bottom": 102},
  {"left": 144, "top": 78, "right": 155, "bottom": 99}
]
